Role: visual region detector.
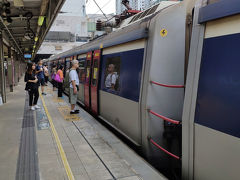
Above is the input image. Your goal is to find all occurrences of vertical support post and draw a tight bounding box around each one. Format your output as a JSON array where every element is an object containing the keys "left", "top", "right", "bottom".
[
  {"left": 0, "top": 31, "right": 6, "bottom": 103},
  {"left": 8, "top": 47, "right": 13, "bottom": 92}
]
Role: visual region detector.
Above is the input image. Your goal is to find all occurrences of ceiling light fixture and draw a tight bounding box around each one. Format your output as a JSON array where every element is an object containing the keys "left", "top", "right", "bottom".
[
  {"left": 38, "top": 16, "right": 45, "bottom": 26},
  {"left": 13, "top": 0, "right": 24, "bottom": 7}
]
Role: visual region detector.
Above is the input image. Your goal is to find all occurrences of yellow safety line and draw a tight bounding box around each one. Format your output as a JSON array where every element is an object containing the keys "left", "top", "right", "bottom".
[{"left": 39, "top": 93, "right": 75, "bottom": 180}]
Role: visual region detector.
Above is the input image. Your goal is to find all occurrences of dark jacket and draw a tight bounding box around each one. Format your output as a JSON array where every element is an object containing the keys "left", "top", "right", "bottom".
[{"left": 24, "top": 72, "right": 38, "bottom": 90}]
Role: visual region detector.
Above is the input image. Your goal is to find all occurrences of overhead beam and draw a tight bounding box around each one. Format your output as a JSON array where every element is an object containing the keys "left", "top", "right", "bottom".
[
  {"left": 0, "top": 17, "right": 22, "bottom": 54},
  {"left": 2, "top": 16, "right": 39, "bottom": 20},
  {"left": 4, "top": 27, "right": 27, "bottom": 30}
]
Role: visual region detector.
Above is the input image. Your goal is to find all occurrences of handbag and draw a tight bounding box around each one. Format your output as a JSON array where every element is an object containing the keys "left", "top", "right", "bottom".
[{"left": 54, "top": 73, "right": 62, "bottom": 83}]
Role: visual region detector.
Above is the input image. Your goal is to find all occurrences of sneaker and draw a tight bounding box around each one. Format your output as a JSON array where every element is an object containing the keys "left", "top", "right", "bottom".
[
  {"left": 34, "top": 105, "right": 40, "bottom": 109},
  {"left": 42, "top": 92, "right": 47, "bottom": 95},
  {"left": 70, "top": 111, "right": 79, "bottom": 114},
  {"left": 30, "top": 106, "right": 35, "bottom": 111},
  {"left": 74, "top": 109, "right": 79, "bottom": 113}
]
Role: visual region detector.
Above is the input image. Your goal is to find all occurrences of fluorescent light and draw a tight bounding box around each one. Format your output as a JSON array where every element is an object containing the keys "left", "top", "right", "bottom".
[
  {"left": 38, "top": 16, "right": 45, "bottom": 26},
  {"left": 13, "top": 0, "right": 24, "bottom": 7}
]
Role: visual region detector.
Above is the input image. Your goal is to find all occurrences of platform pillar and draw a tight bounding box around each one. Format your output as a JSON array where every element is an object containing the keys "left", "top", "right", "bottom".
[{"left": 0, "top": 31, "right": 6, "bottom": 103}]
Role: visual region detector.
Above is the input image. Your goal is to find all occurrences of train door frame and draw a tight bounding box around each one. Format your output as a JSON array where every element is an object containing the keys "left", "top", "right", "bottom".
[
  {"left": 65, "top": 57, "right": 72, "bottom": 76},
  {"left": 77, "top": 54, "right": 87, "bottom": 83},
  {"left": 90, "top": 50, "right": 101, "bottom": 115},
  {"left": 84, "top": 52, "right": 93, "bottom": 109},
  {"left": 63, "top": 58, "right": 67, "bottom": 77}
]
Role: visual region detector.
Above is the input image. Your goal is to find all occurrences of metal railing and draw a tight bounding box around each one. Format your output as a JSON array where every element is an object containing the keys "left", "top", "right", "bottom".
[
  {"left": 148, "top": 110, "right": 181, "bottom": 125},
  {"left": 148, "top": 137, "right": 180, "bottom": 160},
  {"left": 148, "top": 80, "right": 183, "bottom": 159},
  {"left": 150, "top": 80, "right": 185, "bottom": 88}
]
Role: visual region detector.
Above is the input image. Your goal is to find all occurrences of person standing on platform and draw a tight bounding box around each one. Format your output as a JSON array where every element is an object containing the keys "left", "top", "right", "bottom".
[
  {"left": 36, "top": 60, "right": 46, "bottom": 95},
  {"left": 69, "top": 60, "right": 80, "bottom": 114},
  {"left": 24, "top": 63, "right": 40, "bottom": 111},
  {"left": 43, "top": 65, "right": 49, "bottom": 86},
  {"left": 57, "top": 65, "right": 64, "bottom": 97},
  {"left": 52, "top": 65, "right": 57, "bottom": 91}
]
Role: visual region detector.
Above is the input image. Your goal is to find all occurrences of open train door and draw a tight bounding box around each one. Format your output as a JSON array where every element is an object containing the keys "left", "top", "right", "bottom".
[
  {"left": 90, "top": 50, "right": 101, "bottom": 115},
  {"left": 84, "top": 52, "right": 93, "bottom": 109}
]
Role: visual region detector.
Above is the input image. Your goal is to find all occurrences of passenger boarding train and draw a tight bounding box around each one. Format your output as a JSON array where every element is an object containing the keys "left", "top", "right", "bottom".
[{"left": 44, "top": 0, "right": 240, "bottom": 179}]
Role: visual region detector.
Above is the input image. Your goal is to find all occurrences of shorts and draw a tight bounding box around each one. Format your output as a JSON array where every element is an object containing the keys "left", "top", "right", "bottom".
[
  {"left": 69, "top": 88, "right": 78, "bottom": 105},
  {"left": 39, "top": 78, "right": 45, "bottom": 86}
]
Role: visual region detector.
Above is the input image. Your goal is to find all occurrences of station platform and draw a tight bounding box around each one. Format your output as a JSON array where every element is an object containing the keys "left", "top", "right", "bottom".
[{"left": 0, "top": 78, "right": 166, "bottom": 180}]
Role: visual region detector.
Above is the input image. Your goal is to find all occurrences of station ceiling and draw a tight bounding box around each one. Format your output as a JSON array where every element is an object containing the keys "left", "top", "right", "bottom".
[{"left": 0, "top": 0, "right": 66, "bottom": 60}]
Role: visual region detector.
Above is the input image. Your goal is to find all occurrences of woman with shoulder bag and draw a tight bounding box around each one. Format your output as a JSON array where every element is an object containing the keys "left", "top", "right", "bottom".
[
  {"left": 51, "top": 65, "right": 57, "bottom": 91},
  {"left": 24, "top": 63, "right": 40, "bottom": 111},
  {"left": 56, "top": 65, "right": 64, "bottom": 97}
]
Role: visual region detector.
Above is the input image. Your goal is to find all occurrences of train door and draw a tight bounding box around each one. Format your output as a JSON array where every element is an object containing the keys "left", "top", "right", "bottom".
[
  {"left": 84, "top": 52, "right": 93, "bottom": 109},
  {"left": 90, "top": 50, "right": 101, "bottom": 115}
]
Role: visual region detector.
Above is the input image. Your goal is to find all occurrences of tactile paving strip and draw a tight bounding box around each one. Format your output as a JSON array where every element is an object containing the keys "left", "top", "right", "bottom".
[
  {"left": 58, "top": 106, "right": 81, "bottom": 122},
  {"left": 52, "top": 96, "right": 64, "bottom": 103},
  {"left": 15, "top": 95, "right": 40, "bottom": 180}
]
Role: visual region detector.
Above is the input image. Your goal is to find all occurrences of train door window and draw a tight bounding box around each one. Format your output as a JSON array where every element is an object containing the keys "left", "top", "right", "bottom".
[
  {"left": 86, "top": 60, "right": 91, "bottom": 84},
  {"left": 104, "top": 56, "right": 121, "bottom": 91},
  {"left": 92, "top": 60, "right": 99, "bottom": 86},
  {"left": 66, "top": 61, "right": 70, "bottom": 70},
  {"left": 79, "top": 60, "right": 86, "bottom": 83}
]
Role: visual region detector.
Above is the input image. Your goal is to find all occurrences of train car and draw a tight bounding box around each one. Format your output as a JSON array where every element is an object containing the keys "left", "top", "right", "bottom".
[
  {"left": 45, "top": 0, "right": 240, "bottom": 179},
  {"left": 182, "top": 0, "right": 240, "bottom": 180},
  {"left": 46, "top": 1, "right": 195, "bottom": 179}
]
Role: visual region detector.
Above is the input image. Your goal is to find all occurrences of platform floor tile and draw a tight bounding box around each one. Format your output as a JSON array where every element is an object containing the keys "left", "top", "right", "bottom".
[{"left": 38, "top": 85, "right": 166, "bottom": 180}]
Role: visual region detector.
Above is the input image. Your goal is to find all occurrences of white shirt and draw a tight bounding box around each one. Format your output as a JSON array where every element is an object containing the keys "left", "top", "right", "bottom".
[
  {"left": 69, "top": 69, "right": 79, "bottom": 88},
  {"left": 105, "top": 73, "right": 117, "bottom": 88}
]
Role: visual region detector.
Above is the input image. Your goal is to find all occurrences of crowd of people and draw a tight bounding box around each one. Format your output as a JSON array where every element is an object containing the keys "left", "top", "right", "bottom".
[{"left": 24, "top": 59, "right": 80, "bottom": 114}]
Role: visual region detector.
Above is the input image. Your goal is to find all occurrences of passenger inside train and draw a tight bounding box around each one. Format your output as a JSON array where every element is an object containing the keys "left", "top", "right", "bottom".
[{"left": 105, "top": 64, "right": 117, "bottom": 90}]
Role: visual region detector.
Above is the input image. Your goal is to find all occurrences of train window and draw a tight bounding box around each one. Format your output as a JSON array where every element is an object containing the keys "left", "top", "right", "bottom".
[
  {"left": 79, "top": 60, "right": 85, "bottom": 68},
  {"left": 92, "top": 60, "right": 99, "bottom": 86},
  {"left": 79, "top": 60, "right": 85, "bottom": 83},
  {"left": 77, "top": 54, "right": 85, "bottom": 60},
  {"left": 104, "top": 56, "right": 121, "bottom": 91}
]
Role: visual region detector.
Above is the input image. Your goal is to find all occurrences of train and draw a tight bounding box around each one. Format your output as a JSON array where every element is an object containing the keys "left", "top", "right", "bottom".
[{"left": 44, "top": 0, "right": 240, "bottom": 180}]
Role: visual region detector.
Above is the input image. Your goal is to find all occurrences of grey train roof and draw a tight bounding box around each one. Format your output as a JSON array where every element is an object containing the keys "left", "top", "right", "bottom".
[{"left": 48, "top": 1, "right": 179, "bottom": 61}]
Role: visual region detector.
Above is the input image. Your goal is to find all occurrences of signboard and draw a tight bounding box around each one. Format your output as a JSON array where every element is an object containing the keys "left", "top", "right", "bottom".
[{"left": 24, "top": 54, "right": 32, "bottom": 59}]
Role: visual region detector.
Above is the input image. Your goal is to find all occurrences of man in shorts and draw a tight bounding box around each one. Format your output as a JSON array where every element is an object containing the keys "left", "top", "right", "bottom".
[
  {"left": 36, "top": 60, "right": 46, "bottom": 95},
  {"left": 69, "top": 60, "right": 80, "bottom": 114}
]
